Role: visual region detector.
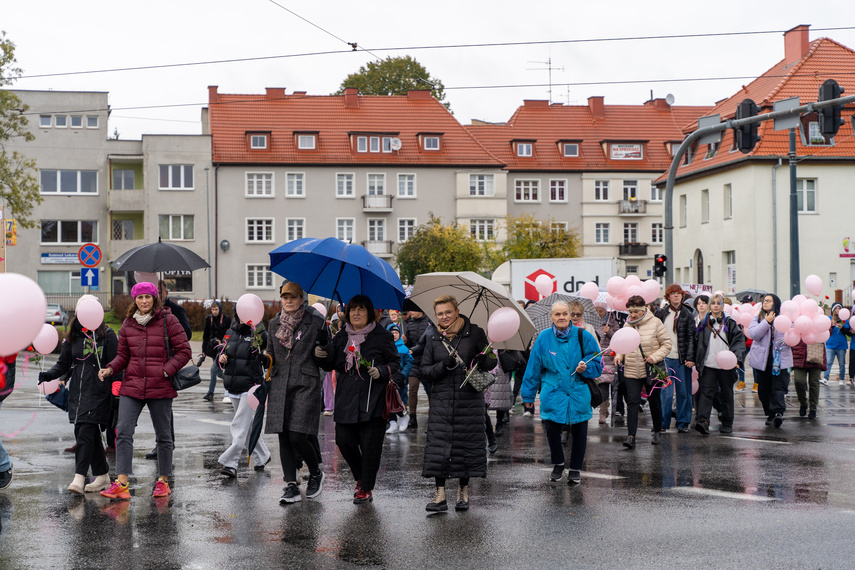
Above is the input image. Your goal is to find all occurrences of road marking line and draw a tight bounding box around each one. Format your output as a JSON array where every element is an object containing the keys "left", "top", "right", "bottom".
[
  {"left": 670, "top": 487, "right": 775, "bottom": 502},
  {"left": 722, "top": 436, "right": 792, "bottom": 445},
  {"left": 196, "top": 418, "right": 232, "bottom": 427},
  {"left": 539, "top": 468, "right": 625, "bottom": 480}
]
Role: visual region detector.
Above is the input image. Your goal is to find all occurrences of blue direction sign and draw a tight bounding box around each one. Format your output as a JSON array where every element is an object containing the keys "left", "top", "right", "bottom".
[
  {"left": 80, "top": 267, "right": 99, "bottom": 289},
  {"left": 78, "top": 243, "right": 102, "bottom": 268}
]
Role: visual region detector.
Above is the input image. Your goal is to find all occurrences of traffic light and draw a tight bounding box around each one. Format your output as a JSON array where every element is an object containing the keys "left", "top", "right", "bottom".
[
  {"left": 735, "top": 99, "right": 761, "bottom": 154},
  {"left": 818, "top": 79, "right": 845, "bottom": 138},
  {"left": 653, "top": 254, "right": 667, "bottom": 277}
]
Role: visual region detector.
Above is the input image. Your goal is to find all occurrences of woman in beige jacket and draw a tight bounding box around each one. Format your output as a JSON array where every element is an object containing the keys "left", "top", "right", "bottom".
[{"left": 613, "top": 295, "right": 672, "bottom": 449}]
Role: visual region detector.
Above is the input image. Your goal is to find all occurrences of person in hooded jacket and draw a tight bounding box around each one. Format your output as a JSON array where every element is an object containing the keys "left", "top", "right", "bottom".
[
  {"left": 404, "top": 307, "right": 433, "bottom": 431},
  {"left": 202, "top": 301, "right": 231, "bottom": 401},
  {"left": 824, "top": 302, "right": 848, "bottom": 386},
  {"left": 749, "top": 294, "right": 793, "bottom": 428},
  {"left": 385, "top": 323, "right": 413, "bottom": 434},
  {"left": 40, "top": 318, "right": 119, "bottom": 494},
  {"left": 217, "top": 312, "right": 271, "bottom": 477}
]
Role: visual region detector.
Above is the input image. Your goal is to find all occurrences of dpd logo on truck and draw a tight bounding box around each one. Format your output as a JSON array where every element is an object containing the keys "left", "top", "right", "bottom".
[{"left": 524, "top": 269, "right": 555, "bottom": 300}]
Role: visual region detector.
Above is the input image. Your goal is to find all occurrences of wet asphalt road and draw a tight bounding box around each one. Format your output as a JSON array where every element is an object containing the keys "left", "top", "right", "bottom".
[{"left": 2, "top": 364, "right": 855, "bottom": 569}]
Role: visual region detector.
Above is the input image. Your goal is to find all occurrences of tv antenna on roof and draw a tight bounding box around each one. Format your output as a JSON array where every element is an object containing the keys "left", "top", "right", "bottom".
[{"left": 527, "top": 57, "right": 564, "bottom": 104}]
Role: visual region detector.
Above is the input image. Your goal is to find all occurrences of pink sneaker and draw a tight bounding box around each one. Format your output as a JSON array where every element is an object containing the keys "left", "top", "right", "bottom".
[
  {"left": 152, "top": 479, "right": 171, "bottom": 498},
  {"left": 100, "top": 481, "right": 131, "bottom": 500}
]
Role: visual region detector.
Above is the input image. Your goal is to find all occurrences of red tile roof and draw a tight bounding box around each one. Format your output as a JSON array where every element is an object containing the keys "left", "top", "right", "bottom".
[
  {"left": 465, "top": 99, "right": 712, "bottom": 172},
  {"left": 208, "top": 88, "right": 503, "bottom": 166}
]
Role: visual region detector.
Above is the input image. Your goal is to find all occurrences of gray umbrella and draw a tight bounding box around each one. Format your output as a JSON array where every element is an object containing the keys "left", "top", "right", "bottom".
[
  {"left": 525, "top": 293, "right": 599, "bottom": 333},
  {"left": 111, "top": 237, "right": 210, "bottom": 273}
]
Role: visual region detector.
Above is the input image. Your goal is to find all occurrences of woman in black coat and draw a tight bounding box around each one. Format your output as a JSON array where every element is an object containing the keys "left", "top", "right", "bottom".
[
  {"left": 40, "top": 318, "right": 118, "bottom": 494},
  {"left": 420, "top": 294, "right": 496, "bottom": 513},
  {"left": 318, "top": 294, "right": 400, "bottom": 505},
  {"left": 202, "top": 301, "right": 231, "bottom": 401}
]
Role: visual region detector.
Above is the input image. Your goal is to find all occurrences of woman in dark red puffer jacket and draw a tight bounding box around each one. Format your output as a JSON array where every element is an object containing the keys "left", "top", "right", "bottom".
[{"left": 98, "top": 282, "right": 191, "bottom": 501}]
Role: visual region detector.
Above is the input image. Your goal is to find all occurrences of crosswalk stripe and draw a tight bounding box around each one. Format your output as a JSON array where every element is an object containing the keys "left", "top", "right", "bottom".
[
  {"left": 721, "top": 436, "right": 792, "bottom": 445},
  {"left": 670, "top": 487, "right": 775, "bottom": 501}
]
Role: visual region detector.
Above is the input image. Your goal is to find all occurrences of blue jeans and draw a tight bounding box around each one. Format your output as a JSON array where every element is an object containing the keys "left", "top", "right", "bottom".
[
  {"left": 662, "top": 358, "right": 693, "bottom": 429},
  {"left": 207, "top": 360, "right": 223, "bottom": 395},
  {"left": 824, "top": 348, "right": 847, "bottom": 380},
  {"left": 0, "top": 402, "right": 11, "bottom": 472}
]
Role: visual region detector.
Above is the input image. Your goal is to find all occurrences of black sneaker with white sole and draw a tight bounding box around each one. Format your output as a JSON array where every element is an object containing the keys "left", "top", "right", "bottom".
[
  {"left": 567, "top": 469, "right": 581, "bottom": 485},
  {"left": 0, "top": 466, "right": 11, "bottom": 489},
  {"left": 305, "top": 471, "right": 325, "bottom": 499},
  {"left": 550, "top": 464, "right": 564, "bottom": 482},
  {"left": 279, "top": 483, "right": 302, "bottom": 504}
]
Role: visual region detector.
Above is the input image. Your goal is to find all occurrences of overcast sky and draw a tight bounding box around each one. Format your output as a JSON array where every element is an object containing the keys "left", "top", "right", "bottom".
[{"left": 5, "top": 1, "right": 855, "bottom": 140}]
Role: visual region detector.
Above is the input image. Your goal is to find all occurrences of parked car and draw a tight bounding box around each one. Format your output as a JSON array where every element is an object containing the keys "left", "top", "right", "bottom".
[{"left": 45, "top": 303, "right": 69, "bottom": 326}]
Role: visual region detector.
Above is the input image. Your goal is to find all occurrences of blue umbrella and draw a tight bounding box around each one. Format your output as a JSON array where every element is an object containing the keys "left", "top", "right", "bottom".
[{"left": 268, "top": 237, "right": 405, "bottom": 309}]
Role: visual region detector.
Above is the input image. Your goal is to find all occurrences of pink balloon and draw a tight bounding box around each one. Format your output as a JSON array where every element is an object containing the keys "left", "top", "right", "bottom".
[
  {"left": 627, "top": 285, "right": 643, "bottom": 299},
  {"left": 579, "top": 281, "right": 599, "bottom": 301},
  {"left": 0, "top": 273, "right": 47, "bottom": 357},
  {"left": 625, "top": 275, "right": 642, "bottom": 288},
  {"left": 780, "top": 300, "right": 799, "bottom": 320},
  {"left": 815, "top": 330, "right": 830, "bottom": 343},
  {"left": 794, "top": 315, "right": 813, "bottom": 334},
  {"left": 715, "top": 350, "right": 737, "bottom": 370},
  {"left": 805, "top": 274, "right": 822, "bottom": 297},
  {"left": 609, "top": 327, "right": 641, "bottom": 354},
  {"left": 743, "top": 326, "right": 753, "bottom": 340},
  {"left": 752, "top": 304, "right": 762, "bottom": 316},
  {"left": 606, "top": 276, "right": 627, "bottom": 298},
  {"left": 773, "top": 315, "right": 792, "bottom": 332},
  {"left": 33, "top": 324, "right": 59, "bottom": 355},
  {"left": 133, "top": 271, "right": 158, "bottom": 285},
  {"left": 311, "top": 303, "right": 328, "bottom": 318},
  {"left": 691, "top": 367, "right": 699, "bottom": 394},
  {"left": 723, "top": 304, "right": 732, "bottom": 316},
  {"left": 534, "top": 274, "right": 554, "bottom": 297},
  {"left": 783, "top": 328, "right": 801, "bottom": 346},
  {"left": 641, "top": 280, "right": 661, "bottom": 303},
  {"left": 741, "top": 312, "right": 754, "bottom": 328},
  {"left": 812, "top": 315, "right": 831, "bottom": 334},
  {"left": 839, "top": 308, "right": 851, "bottom": 321},
  {"left": 236, "top": 294, "right": 265, "bottom": 327},
  {"left": 38, "top": 379, "right": 61, "bottom": 396},
  {"left": 799, "top": 298, "right": 819, "bottom": 316},
  {"left": 791, "top": 295, "right": 807, "bottom": 305},
  {"left": 612, "top": 296, "right": 628, "bottom": 312},
  {"left": 76, "top": 297, "right": 104, "bottom": 330},
  {"left": 802, "top": 331, "right": 818, "bottom": 344},
  {"left": 487, "top": 307, "right": 521, "bottom": 343},
  {"left": 713, "top": 290, "right": 725, "bottom": 299},
  {"left": 247, "top": 384, "right": 260, "bottom": 411},
  {"left": 850, "top": 316, "right": 855, "bottom": 330},
  {"left": 606, "top": 294, "right": 616, "bottom": 310}
]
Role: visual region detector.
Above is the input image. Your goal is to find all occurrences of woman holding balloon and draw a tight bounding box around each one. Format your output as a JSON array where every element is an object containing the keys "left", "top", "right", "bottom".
[
  {"left": 692, "top": 294, "right": 745, "bottom": 435},
  {"left": 748, "top": 294, "right": 792, "bottom": 428}
]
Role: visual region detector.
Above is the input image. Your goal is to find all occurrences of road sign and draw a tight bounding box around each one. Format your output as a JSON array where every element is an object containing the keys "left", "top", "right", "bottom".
[
  {"left": 78, "top": 243, "right": 102, "bottom": 268},
  {"left": 80, "top": 267, "right": 99, "bottom": 289}
]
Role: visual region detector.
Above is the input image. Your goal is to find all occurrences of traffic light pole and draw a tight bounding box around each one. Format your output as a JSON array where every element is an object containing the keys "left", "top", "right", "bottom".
[
  {"left": 788, "top": 128, "right": 800, "bottom": 298},
  {"left": 663, "top": 93, "right": 855, "bottom": 287}
]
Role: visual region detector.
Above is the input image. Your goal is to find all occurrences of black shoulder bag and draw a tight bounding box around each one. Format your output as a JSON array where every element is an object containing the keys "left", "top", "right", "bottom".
[
  {"left": 577, "top": 327, "right": 604, "bottom": 408},
  {"left": 164, "top": 318, "right": 201, "bottom": 391}
]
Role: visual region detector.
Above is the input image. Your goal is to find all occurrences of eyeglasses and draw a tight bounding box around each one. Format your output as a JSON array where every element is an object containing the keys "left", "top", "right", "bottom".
[
  {"left": 436, "top": 310, "right": 457, "bottom": 318},
  {"left": 570, "top": 312, "right": 583, "bottom": 317}
]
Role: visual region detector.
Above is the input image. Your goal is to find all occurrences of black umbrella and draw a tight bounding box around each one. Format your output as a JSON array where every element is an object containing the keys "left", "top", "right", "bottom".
[
  {"left": 246, "top": 355, "right": 272, "bottom": 462},
  {"left": 111, "top": 237, "right": 210, "bottom": 273}
]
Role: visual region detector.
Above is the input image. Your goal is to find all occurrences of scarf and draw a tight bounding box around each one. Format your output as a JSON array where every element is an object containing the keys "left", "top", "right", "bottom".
[
  {"left": 345, "top": 321, "right": 376, "bottom": 369},
  {"left": 276, "top": 307, "right": 305, "bottom": 349},
  {"left": 668, "top": 303, "right": 681, "bottom": 332},
  {"left": 552, "top": 324, "right": 570, "bottom": 339},
  {"left": 438, "top": 316, "right": 464, "bottom": 341},
  {"left": 133, "top": 311, "right": 153, "bottom": 327}
]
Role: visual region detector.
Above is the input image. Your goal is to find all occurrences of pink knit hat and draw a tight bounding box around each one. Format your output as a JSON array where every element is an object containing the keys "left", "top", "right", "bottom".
[{"left": 131, "top": 281, "right": 158, "bottom": 299}]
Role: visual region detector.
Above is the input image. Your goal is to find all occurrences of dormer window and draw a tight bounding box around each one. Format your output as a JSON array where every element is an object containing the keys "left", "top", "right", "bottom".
[
  {"left": 250, "top": 134, "right": 268, "bottom": 149},
  {"left": 357, "top": 136, "right": 368, "bottom": 152},
  {"left": 297, "top": 134, "right": 316, "bottom": 150},
  {"left": 563, "top": 143, "right": 579, "bottom": 157},
  {"left": 517, "top": 143, "right": 533, "bottom": 157},
  {"left": 424, "top": 136, "right": 440, "bottom": 151},
  {"left": 801, "top": 113, "right": 833, "bottom": 146},
  {"left": 369, "top": 137, "right": 380, "bottom": 153}
]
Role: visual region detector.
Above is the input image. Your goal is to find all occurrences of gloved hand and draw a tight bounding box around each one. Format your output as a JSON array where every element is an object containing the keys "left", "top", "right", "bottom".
[
  {"left": 38, "top": 372, "right": 51, "bottom": 384},
  {"left": 314, "top": 346, "right": 327, "bottom": 359},
  {"left": 443, "top": 354, "right": 458, "bottom": 369},
  {"left": 472, "top": 353, "right": 487, "bottom": 369},
  {"left": 367, "top": 366, "right": 380, "bottom": 380}
]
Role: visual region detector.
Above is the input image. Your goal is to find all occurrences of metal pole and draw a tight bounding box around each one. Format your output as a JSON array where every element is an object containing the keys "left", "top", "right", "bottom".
[
  {"left": 788, "top": 129, "right": 800, "bottom": 298},
  {"left": 205, "top": 167, "right": 212, "bottom": 299}
]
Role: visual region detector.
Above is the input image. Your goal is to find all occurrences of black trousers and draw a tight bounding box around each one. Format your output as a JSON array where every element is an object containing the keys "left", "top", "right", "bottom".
[
  {"left": 74, "top": 422, "right": 109, "bottom": 477},
  {"left": 278, "top": 430, "right": 320, "bottom": 483},
  {"left": 754, "top": 368, "right": 790, "bottom": 417},
  {"left": 623, "top": 376, "right": 662, "bottom": 437},
  {"left": 697, "top": 367, "right": 736, "bottom": 427},
  {"left": 544, "top": 419, "right": 588, "bottom": 469},
  {"left": 335, "top": 418, "right": 386, "bottom": 492}
]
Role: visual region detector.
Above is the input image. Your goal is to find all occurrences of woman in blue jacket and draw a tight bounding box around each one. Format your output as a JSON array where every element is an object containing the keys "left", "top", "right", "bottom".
[
  {"left": 824, "top": 302, "right": 848, "bottom": 385},
  {"left": 522, "top": 300, "right": 602, "bottom": 485}
]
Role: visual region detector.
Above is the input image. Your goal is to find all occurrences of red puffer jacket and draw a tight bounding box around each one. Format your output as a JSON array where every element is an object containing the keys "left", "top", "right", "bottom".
[{"left": 106, "top": 308, "right": 192, "bottom": 400}]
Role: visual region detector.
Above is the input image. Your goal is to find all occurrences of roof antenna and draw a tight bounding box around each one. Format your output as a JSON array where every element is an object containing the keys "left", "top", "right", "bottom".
[{"left": 527, "top": 57, "right": 564, "bottom": 104}]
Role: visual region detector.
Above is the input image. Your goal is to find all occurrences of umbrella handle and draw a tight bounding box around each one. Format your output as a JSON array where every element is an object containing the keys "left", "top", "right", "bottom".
[{"left": 263, "top": 354, "right": 273, "bottom": 382}]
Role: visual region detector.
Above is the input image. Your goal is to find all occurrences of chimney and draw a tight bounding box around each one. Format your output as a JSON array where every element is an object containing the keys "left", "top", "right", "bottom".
[
  {"left": 407, "top": 89, "right": 432, "bottom": 100},
  {"left": 292, "top": 91, "right": 307, "bottom": 97},
  {"left": 265, "top": 87, "right": 286, "bottom": 99},
  {"left": 588, "top": 96, "right": 605, "bottom": 119},
  {"left": 523, "top": 100, "right": 549, "bottom": 108},
  {"left": 208, "top": 85, "right": 219, "bottom": 104},
  {"left": 784, "top": 24, "right": 810, "bottom": 67},
  {"left": 344, "top": 87, "right": 359, "bottom": 108}
]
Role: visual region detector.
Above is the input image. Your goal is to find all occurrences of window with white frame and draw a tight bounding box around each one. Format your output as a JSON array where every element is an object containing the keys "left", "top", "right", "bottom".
[
  {"left": 651, "top": 222, "right": 663, "bottom": 244},
  {"left": 398, "top": 218, "right": 417, "bottom": 242},
  {"left": 40, "top": 220, "right": 98, "bottom": 244},
  {"left": 549, "top": 179, "right": 567, "bottom": 202},
  {"left": 286, "top": 173, "right": 305, "bottom": 197},
  {"left": 594, "top": 223, "right": 610, "bottom": 243},
  {"left": 469, "top": 174, "right": 494, "bottom": 196},
  {"left": 551, "top": 221, "right": 569, "bottom": 232},
  {"left": 336, "top": 173, "right": 354, "bottom": 197},
  {"left": 356, "top": 136, "right": 368, "bottom": 153},
  {"left": 470, "top": 219, "right": 494, "bottom": 241},
  {"left": 337, "top": 218, "right": 354, "bottom": 242},
  {"left": 246, "top": 264, "right": 274, "bottom": 289},
  {"left": 517, "top": 143, "right": 533, "bottom": 157},
  {"left": 40, "top": 170, "right": 98, "bottom": 194},
  {"left": 286, "top": 218, "right": 305, "bottom": 242},
  {"left": 368, "top": 219, "right": 385, "bottom": 241},
  {"left": 595, "top": 180, "right": 609, "bottom": 201},
  {"left": 623, "top": 223, "right": 638, "bottom": 243},
  {"left": 87, "top": 116, "right": 98, "bottom": 128},
  {"left": 622, "top": 180, "right": 637, "bottom": 200},
  {"left": 159, "top": 214, "right": 194, "bottom": 240},
  {"left": 367, "top": 173, "right": 385, "bottom": 195},
  {"left": 626, "top": 265, "right": 639, "bottom": 275},
  {"left": 70, "top": 115, "right": 83, "bottom": 128},
  {"left": 37, "top": 271, "right": 85, "bottom": 295},
  {"left": 55, "top": 115, "right": 68, "bottom": 128},
  {"left": 382, "top": 137, "right": 393, "bottom": 153},
  {"left": 398, "top": 174, "right": 416, "bottom": 198},
  {"left": 250, "top": 135, "right": 267, "bottom": 149},
  {"left": 39, "top": 115, "right": 51, "bottom": 128},
  {"left": 113, "top": 169, "right": 134, "bottom": 190},
  {"left": 563, "top": 143, "right": 579, "bottom": 157},
  {"left": 369, "top": 137, "right": 380, "bottom": 153},
  {"left": 515, "top": 180, "right": 540, "bottom": 202},
  {"left": 679, "top": 195, "right": 687, "bottom": 227},
  {"left": 424, "top": 136, "right": 440, "bottom": 151},
  {"left": 246, "top": 172, "right": 273, "bottom": 197},
  {"left": 797, "top": 179, "right": 816, "bottom": 212},
  {"left": 297, "top": 135, "right": 316, "bottom": 149},
  {"left": 725, "top": 251, "right": 737, "bottom": 293},
  {"left": 246, "top": 218, "right": 274, "bottom": 243},
  {"left": 723, "top": 183, "right": 733, "bottom": 219},
  {"left": 650, "top": 183, "right": 662, "bottom": 202},
  {"left": 701, "top": 189, "right": 710, "bottom": 223},
  {"left": 159, "top": 164, "right": 194, "bottom": 190}
]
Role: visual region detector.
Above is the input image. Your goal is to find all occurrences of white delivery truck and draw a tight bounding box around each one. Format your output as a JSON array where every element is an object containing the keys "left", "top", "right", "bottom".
[{"left": 492, "top": 257, "right": 626, "bottom": 301}]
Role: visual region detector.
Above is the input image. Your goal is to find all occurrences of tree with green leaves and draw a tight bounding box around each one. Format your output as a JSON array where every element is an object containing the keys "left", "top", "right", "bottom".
[
  {"left": 396, "top": 215, "right": 482, "bottom": 284},
  {"left": 0, "top": 31, "right": 40, "bottom": 229},
  {"left": 335, "top": 56, "right": 449, "bottom": 110},
  {"left": 485, "top": 213, "right": 582, "bottom": 269}
]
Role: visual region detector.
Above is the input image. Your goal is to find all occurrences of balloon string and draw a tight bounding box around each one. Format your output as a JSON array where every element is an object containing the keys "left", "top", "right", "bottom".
[{"left": 0, "top": 411, "right": 38, "bottom": 438}]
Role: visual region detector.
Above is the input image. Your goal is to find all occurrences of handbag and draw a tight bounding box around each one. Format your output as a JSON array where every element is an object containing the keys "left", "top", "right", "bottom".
[
  {"left": 806, "top": 342, "right": 824, "bottom": 365},
  {"left": 577, "top": 328, "right": 603, "bottom": 408},
  {"left": 164, "top": 318, "right": 201, "bottom": 391},
  {"left": 383, "top": 379, "right": 405, "bottom": 420},
  {"left": 45, "top": 383, "right": 69, "bottom": 411},
  {"left": 440, "top": 336, "right": 496, "bottom": 392}
]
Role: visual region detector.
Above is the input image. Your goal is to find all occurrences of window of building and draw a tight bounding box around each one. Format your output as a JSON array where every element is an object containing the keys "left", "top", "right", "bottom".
[
  {"left": 514, "top": 180, "right": 540, "bottom": 202},
  {"left": 704, "top": 142, "right": 718, "bottom": 160},
  {"left": 336, "top": 173, "right": 354, "bottom": 198},
  {"left": 112, "top": 219, "right": 135, "bottom": 240},
  {"left": 398, "top": 174, "right": 416, "bottom": 198},
  {"left": 159, "top": 164, "right": 194, "bottom": 190},
  {"left": 595, "top": 180, "right": 609, "bottom": 201},
  {"left": 470, "top": 219, "right": 494, "bottom": 241},
  {"left": 626, "top": 265, "right": 639, "bottom": 275},
  {"left": 368, "top": 218, "right": 385, "bottom": 241},
  {"left": 337, "top": 218, "right": 354, "bottom": 242},
  {"left": 286, "top": 218, "right": 305, "bottom": 242},
  {"left": 246, "top": 218, "right": 274, "bottom": 243},
  {"left": 424, "top": 136, "right": 440, "bottom": 151},
  {"left": 40, "top": 170, "right": 98, "bottom": 194},
  {"left": 286, "top": 173, "right": 305, "bottom": 197},
  {"left": 517, "top": 143, "right": 533, "bottom": 157},
  {"left": 398, "top": 218, "right": 416, "bottom": 242},
  {"left": 250, "top": 135, "right": 268, "bottom": 149},
  {"left": 701, "top": 189, "right": 710, "bottom": 223},
  {"left": 723, "top": 183, "right": 733, "bottom": 219},
  {"left": 595, "top": 223, "right": 610, "bottom": 243},
  {"left": 551, "top": 221, "right": 569, "bottom": 232},
  {"left": 86, "top": 116, "right": 98, "bottom": 128},
  {"left": 369, "top": 137, "right": 380, "bottom": 153},
  {"left": 246, "top": 172, "right": 273, "bottom": 197},
  {"left": 650, "top": 183, "right": 662, "bottom": 202},
  {"left": 623, "top": 223, "right": 638, "bottom": 243},
  {"left": 623, "top": 180, "right": 637, "bottom": 200},
  {"left": 113, "top": 170, "right": 134, "bottom": 190},
  {"left": 382, "top": 137, "right": 393, "bottom": 153},
  {"left": 159, "top": 214, "right": 194, "bottom": 241},
  {"left": 39, "top": 115, "right": 51, "bottom": 128},
  {"left": 246, "top": 265, "right": 274, "bottom": 289},
  {"left": 651, "top": 222, "right": 663, "bottom": 244},
  {"left": 797, "top": 179, "right": 816, "bottom": 212},
  {"left": 368, "top": 173, "right": 385, "bottom": 195},
  {"left": 356, "top": 136, "right": 368, "bottom": 153},
  {"left": 70, "top": 115, "right": 83, "bottom": 128},
  {"left": 55, "top": 115, "right": 68, "bottom": 128},
  {"left": 161, "top": 271, "right": 192, "bottom": 292},
  {"left": 801, "top": 113, "right": 833, "bottom": 146},
  {"left": 563, "top": 143, "right": 579, "bottom": 157},
  {"left": 679, "top": 194, "right": 687, "bottom": 227},
  {"left": 40, "top": 220, "right": 98, "bottom": 245},
  {"left": 37, "top": 271, "right": 85, "bottom": 295},
  {"left": 549, "top": 179, "right": 567, "bottom": 202},
  {"left": 725, "top": 251, "right": 737, "bottom": 293},
  {"left": 469, "top": 174, "right": 495, "bottom": 196},
  {"left": 297, "top": 135, "right": 316, "bottom": 149}
]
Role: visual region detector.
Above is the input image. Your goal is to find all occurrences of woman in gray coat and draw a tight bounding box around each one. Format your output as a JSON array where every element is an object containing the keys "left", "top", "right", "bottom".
[{"left": 265, "top": 281, "right": 328, "bottom": 504}]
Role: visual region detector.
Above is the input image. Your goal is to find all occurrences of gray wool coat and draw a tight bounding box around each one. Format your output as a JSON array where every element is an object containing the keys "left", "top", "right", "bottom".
[{"left": 264, "top": 310, "right": 328, "bottom": 436}]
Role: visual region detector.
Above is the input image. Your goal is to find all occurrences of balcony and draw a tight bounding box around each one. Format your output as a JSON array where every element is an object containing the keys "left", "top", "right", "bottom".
[
  {"left": 362, "top": 194, "right": 394, "bottom": 212},
  {"left": 619, "top": 199, "right": 647, "bottom": 215},
  {"left": 362, "top": 240, "right": 394, "bottom": 257},
  {"left": 109, "top": 188, "right": 146, "bottom": 212},
  {"left": 109, "top": 239, "right": 146, "bottom": 260},
  {"left": 618, "top": 243, "right": 648, "bottom": 257}
]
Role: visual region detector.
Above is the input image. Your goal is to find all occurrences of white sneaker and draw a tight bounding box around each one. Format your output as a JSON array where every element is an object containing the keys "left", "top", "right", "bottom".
[
  {"left": 523, "top": 411, "right": 533, "bottom": 417},
  {"left": 398, "top": 413, "right": 410, "bottom": 432},
  {"left": 820, "top": 378, "right": 829, "bottom": 386},
  {"left": 385, "top": 421, "right": 398, "bottom": 434},
  {"left": 839, "top": 380, "right": 846, "bottom": 386},
  {"left": 222, "top": 396, "right": 231, "bottom": 403},
  {"left": 323, "top": 410, "right": 334, "bottom": 416}
]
